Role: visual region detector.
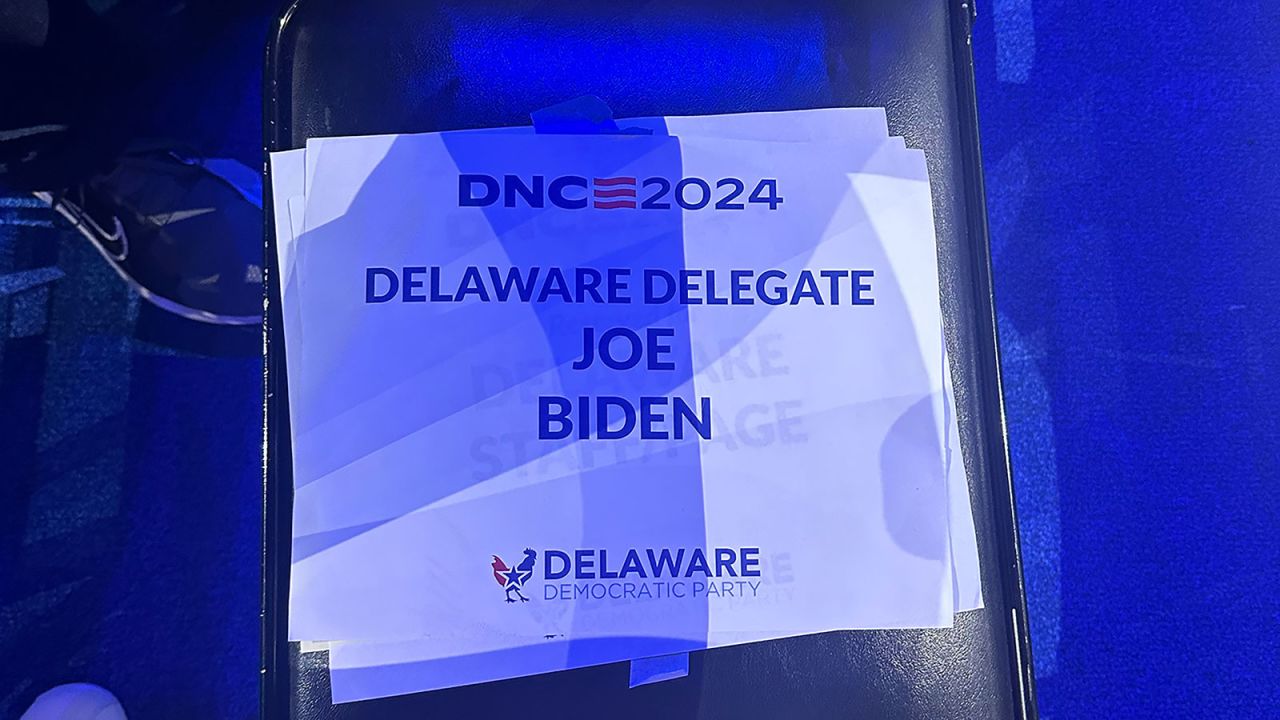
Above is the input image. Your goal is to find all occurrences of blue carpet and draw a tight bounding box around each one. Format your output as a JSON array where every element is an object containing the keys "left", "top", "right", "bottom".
[
  {"left": 0, "top": 203, "right": 262, "bottom": 719},
  {"left": 974, "top": 0, "right": 1280, "bottom": 716}
]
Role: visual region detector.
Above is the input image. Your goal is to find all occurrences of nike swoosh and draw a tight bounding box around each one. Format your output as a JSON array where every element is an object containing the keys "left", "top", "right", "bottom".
[
  {"left": 36, "top": 192, "right": 130, "bottom": 261},
  {"left": 142, "top": 207, "right": 216, "bottom": 225}
]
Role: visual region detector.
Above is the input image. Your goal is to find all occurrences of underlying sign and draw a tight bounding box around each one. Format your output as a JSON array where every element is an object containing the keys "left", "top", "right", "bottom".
[{"left": 269, "top": 108, "right": 978, "bottom": 702}]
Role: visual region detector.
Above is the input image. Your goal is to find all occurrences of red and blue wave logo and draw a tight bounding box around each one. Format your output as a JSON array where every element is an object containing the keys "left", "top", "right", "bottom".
[{"left": 591, "top": 176, "right": 637, "bottom": 209}]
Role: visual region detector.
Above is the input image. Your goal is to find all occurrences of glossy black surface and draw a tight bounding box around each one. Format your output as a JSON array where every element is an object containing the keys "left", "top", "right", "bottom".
[{"left": 263, "top": 1, "right": 1034, "bottom": 717}]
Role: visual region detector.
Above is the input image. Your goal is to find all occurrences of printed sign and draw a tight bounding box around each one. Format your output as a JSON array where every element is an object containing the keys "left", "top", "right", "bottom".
[{"left": 269, "top": 108, "right": 979, "bottom": 702}]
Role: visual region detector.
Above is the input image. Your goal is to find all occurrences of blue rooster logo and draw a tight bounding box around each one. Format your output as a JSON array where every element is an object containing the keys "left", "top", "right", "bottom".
[{"left": 492, "top": 549, "right": 537, "bottom": 603}]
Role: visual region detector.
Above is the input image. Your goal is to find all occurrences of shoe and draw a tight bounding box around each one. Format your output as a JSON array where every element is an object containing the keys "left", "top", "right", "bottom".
[
  {"left": 20, "top": 683, "right": 127, "bottom": 720},
  {"left": 35, "top": 145, "right": 262, "bottom": 325}
]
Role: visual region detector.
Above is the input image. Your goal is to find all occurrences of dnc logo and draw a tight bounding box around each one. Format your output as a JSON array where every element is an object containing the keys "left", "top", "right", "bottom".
[
  {"left": 491, "top": 549, "right": 537, "bottom": 603},
  {"left": 459, "top": 174, "right": 783, "bottom": 211}
]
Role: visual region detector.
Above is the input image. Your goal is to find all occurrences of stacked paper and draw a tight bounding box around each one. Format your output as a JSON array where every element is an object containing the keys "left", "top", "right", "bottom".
[{"left": 269, "top": 106, "right": 982, "bottom": 704}]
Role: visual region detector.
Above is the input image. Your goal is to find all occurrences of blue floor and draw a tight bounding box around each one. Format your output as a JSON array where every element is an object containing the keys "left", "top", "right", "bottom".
[
  {"left": 0, "top": 202, "right": 261, "bottom": 718},
  {"left": 2, "top": 2, "right": 1278, "bottom": 718},
  {"left": 976, "top": 0, "right": 1280, "bottom": 716}
]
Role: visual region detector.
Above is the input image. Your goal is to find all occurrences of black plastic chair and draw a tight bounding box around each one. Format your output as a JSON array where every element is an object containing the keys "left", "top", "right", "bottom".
[{"left": 263, "top": 1, "right": 1036, "bottom": 717}]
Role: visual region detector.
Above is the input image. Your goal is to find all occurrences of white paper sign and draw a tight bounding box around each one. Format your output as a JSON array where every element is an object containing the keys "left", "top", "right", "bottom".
[{"left": 269, "top": 107, "right": 981, "bottom": 701}]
